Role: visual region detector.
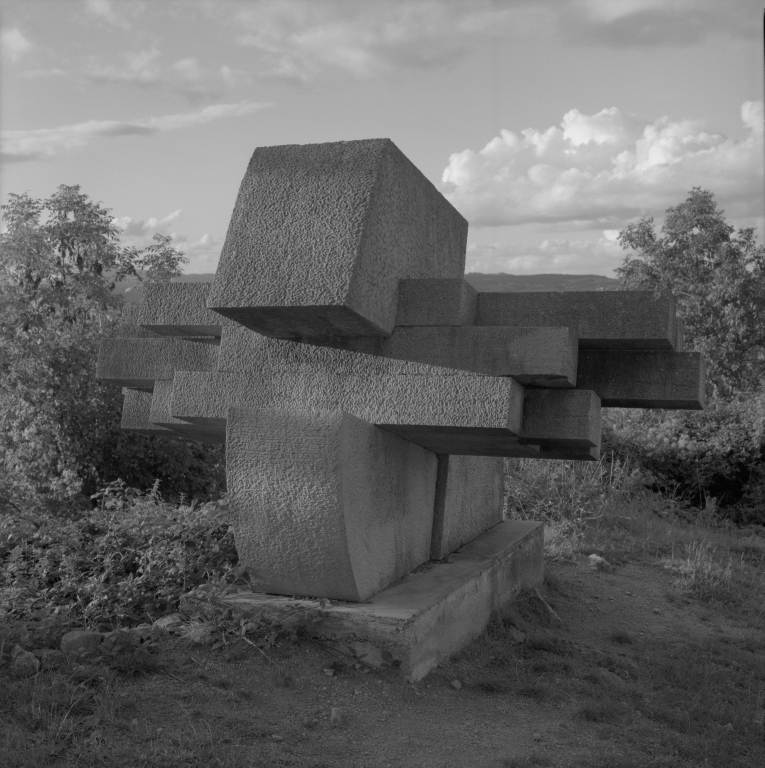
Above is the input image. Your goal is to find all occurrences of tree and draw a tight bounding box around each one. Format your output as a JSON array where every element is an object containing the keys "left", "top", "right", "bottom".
[
  {"left": 0, "top": 186, "right": 223, "bottom": 515},
  {"left": 616, "top": 188, "right": 765, "bottom": 399}
]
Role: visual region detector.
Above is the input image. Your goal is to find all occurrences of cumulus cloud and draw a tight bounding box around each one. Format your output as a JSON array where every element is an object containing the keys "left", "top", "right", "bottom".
[
  {"left": 84, "top": 48, "right": 161, "bottom": 85},
  {"left": 84, "top": 0, "right": 133, "bottom": 29},
  {"left": 216, "top": 0, "right": 757, "bottom": 82},
  {"left": 1, "top": 27, "right": 34, "bottom": 62},
  {"left": 465, "top": 235, "right": 624, "bottom": 275},
  {"left": 113, "top": 210, "right": 183, "bottom": 240},
  {"left": 0, "top": 101, "right": 271, "bottom": 163},
  {"left": 441, "top": 101, "right": 764, "bottom": 229},
  {"left": 170, "top": 57, "right": 253, "bottom": 103}
]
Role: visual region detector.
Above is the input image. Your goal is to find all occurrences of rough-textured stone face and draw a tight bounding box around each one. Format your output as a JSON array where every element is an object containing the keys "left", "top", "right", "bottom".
[
  {"left": 430, "top": 456, "right": 504, "bottom": 560},
  {"left": 206, "top": 139, "right": 467, "bottom": 339},
  {"left": 227, "top": 408, "right": 437, "bottom": 601}
]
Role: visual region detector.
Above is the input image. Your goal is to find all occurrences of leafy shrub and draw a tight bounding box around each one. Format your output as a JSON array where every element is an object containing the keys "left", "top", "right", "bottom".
[
  {"left": 603, "top": 395, "right": 765, "bottom": 523},
  {"left": 0, "top": 481, "right": 239, "bottom": 630}
]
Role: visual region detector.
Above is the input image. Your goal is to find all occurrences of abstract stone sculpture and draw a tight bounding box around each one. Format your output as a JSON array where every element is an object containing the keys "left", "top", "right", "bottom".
[{"left": 98, "top": 138, "right": 705, "bottom": 606}]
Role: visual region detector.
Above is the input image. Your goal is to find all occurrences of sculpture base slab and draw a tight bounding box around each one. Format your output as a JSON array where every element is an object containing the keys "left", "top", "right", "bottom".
[{"left": 186, "top": 520, "right": 543, "bottom": 682}]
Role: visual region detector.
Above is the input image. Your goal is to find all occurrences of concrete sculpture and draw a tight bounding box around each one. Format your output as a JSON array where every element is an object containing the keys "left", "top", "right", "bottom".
[{"left": 98, "top": 138, "right": 705, "bottom": 678}]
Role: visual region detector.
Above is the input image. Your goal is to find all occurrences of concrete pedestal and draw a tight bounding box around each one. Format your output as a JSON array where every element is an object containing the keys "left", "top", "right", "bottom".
[{"left": 184, "top": 520, "right": 543, "bottom": 682}]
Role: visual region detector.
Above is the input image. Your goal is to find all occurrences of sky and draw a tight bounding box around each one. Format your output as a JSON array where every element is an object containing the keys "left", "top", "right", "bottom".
[{"left": 1, "top": 0, "right": 763, "bottom": 277}]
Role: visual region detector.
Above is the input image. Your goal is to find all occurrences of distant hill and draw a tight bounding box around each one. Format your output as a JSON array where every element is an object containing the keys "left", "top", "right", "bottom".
[{"left": 114, "top": 271, "right": 620, "bottom": 305}]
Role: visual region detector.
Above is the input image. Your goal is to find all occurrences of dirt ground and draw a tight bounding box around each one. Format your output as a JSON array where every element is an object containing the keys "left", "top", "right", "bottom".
[{"left": 15, "top": 551, "right": 758, "bottom": 768}]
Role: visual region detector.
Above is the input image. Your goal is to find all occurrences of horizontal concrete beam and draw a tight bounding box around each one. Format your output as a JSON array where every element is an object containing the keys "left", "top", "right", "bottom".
[
  {"left": 395, "top": 278, "right": 477, "bottom": 327},
  {"left": 520, "top": 389, "right": 601, "bottom": 449},
  {"left": 138, "top": 283, "right": 236, "bottom": 338},
  {"left": 206, "top": 139, "right": 467, "bottom": 341},
  {"left": 97, "top": 337, "right": 219, "bottom": 389},
  {"left": 576, "top": 351, "right": 705, "bottom": 409},
  {"left": 475, "top": 291, "right": 678, "bottom": 350}
]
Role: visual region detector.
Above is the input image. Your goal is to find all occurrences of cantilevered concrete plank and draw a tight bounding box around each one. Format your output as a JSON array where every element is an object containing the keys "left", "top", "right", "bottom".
[
  {"left": 520, "top": 389, "right": 601, "bottom": 449},
  {"left": 227, "top": 407, "right": 437, "bottom": 602},
  {"left": 121, "top": 389, "right": 176, "bottom": 436},
  {"left": 395, "top": 278, "right": 477, "bottom": 327},
  {"left": 576, "top": 351, "right": 705, "bottom": 409},
  {"left": 138, "top": 283, "right": 236, "bottom": 339},
  {"left": 97, "top": 337, "right": 219, "bottom": 389},
  {"left": 475, "top": 291, "right": 678, "bottom": 350},
  {"left": 206, "top": 139, "right": 467, "bottom": 340}
]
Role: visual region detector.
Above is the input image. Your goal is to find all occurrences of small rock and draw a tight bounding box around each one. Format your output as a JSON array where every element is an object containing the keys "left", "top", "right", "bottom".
[
  {"left": 32, "top": 648, "right": 66, "bottom": 669},
  {"left": 152, "top": 614, "right": 184, "bottom": 633},
  {"left": 348, "top": 640, "right": 400, "bottom": 671},
  {"left": 532, "top": 732, "right": 542, "bottom": 741},
  {"left": 10, "top": 646, "right": 40, "bottom": 678},
  {"left": 60, "top": 629, "right": 102, "bottom": 659},
  {"left": 450, "top": 679, "right": 462, "bottom": 690},
  {"left": 591, "top": 668, "right": 628, "bottom": 690},
  {"left": 330, "top": 707, "right": 346, "bottom": 726},
  {"left": 507, "top": 627, "right": 526, "bottom": 644},
  {"left": 323, "top": 668, "right": 335, "bottom": 676},
  {"left": 271, "top": 734, "right": 284, "bottom": 742},
  {"left": 302, "top": 718, "right": 318, "bottom": 729},
  {"left": 724, "top": 722, "right": 734, "bottom": 732},
  {"left": 588, "top": 554, "right": 613, "bottom": 572},
  {"left": 653, "top": 608, "right": 661, "bottom": 615}
]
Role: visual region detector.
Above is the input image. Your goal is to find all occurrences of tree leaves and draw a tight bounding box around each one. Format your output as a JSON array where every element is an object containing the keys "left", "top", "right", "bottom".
[{"left": 616, "top": 188, "right": 765, "bottom": 400}]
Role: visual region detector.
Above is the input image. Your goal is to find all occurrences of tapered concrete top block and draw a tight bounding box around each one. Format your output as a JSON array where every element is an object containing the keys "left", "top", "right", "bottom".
[
  {"left": 138, "top": 283, "right": 236, "bottom": 338},
  {"left": 476, "top": 291, "right": 678, "bottom": 350},
  {"left": 206, "top": 139, "right": 468, "bottom": 340}
]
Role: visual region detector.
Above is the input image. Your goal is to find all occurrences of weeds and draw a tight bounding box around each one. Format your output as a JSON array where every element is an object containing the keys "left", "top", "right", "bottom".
[{"left": 662, "top": 540, "right": 734, "bottom": 599}]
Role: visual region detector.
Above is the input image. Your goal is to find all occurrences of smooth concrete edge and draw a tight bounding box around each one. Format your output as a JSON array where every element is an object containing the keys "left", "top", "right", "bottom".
[{"left": 191, "top": 519, "right": 543, "bottom": 682}]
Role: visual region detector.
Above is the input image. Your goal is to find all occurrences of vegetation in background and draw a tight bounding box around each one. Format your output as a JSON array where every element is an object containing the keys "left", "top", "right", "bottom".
[{"left": 0, "top": 186, "right": 224, "bottom": 516}]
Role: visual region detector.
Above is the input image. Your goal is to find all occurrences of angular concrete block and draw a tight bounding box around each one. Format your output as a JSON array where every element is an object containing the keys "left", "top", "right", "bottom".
[
  {"left": 226, "top": 408, "right": 437, "bottom": 601},
  {"left": 111, "top": 304, "right": 163, "bottom": 339},
  {"left": 121, "top": 389, "right": 176, "bottom": 436},
  {"left": 395, "top": 278, "right": 477, "bottom": 326},
  {"left": 475, "top": 291, "right": 678, "bottom": 350},
  {"left": 138, "top": 283, "right": 236, "bottom": 338},
  {"left": 206, "top": 139, "right": 468, "bottom": 340},
  {"left": 341, "top": 326, "right": 578, "bottom": 384},
  {"left": 430, "top": 456, "right": 504, "bottom": 560},
  {"left": 576, "top": 351, "right": 705, "bottom": 409},
  {"left": 97, "top": 337, "right": 219, "bottom": 389},
  {"left": 148, "top": 380, "right": 226, "bottom": 444},
  {"left": 520, "top": 389, "right": 601, "bottom": 449}
]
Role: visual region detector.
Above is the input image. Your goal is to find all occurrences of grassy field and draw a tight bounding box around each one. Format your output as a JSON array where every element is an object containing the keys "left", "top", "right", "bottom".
[{"left": 1, "top": 458, "right": 764, "bottom": 767}]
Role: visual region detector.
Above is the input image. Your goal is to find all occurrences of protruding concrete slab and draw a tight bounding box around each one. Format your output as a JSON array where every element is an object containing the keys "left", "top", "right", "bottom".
[
  {"left": 430, "top": 456, "right": 504, "bottom": 560},
  {"left": 227, "top": 408, "right": 437, "bottom": 602},
  {"left": 182, "top": 519, "right": 543, "bottom": 682},
  {"left": 138, "top": 283, "right": 236, "bottom": 338},
  {"left": 111, "top": 305, "right": 163, "bottom": 339},
  {"left": 97, "top": 337, "right": 219, "bottom": 389},
  {"left": 121, "top": 389, "right": 176, "bottom": 435},
  {"left": 206, "top": 139, "right": 468, "bottom": 340},
  {"left": 475, "top": 291, "right": 678, "bottom": 350},
  {"left": 341, "top": 325, "right": 578, "bottom": 384},
  {"left": 576, "top": 351, "right": 705, "bottom": 409},
  {"left": 520, "top": 389, "right": 601, "bottom": 449},
  {"left": 395, "top": 278, "right": 477, "bottom": 326}
]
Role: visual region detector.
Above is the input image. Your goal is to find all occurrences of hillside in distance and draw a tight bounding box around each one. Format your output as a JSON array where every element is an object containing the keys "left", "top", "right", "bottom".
[{"left": 114, "top": 272, "right": 620, "bottom": 305}]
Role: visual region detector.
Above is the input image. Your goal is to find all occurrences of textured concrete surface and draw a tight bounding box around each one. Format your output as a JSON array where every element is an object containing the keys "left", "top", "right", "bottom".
[
  {"left": 97, "top": 337, "right": 219, "bottom": 389},
  {"left": 475, "top": 291, "right": 678, "bottom": 350},
  {"left": 206, "top": 139, "right": 468, "bottom": 340},
  {"left": 121, "top": 389, "right": 176, "bottom": 435},
  {"left": 138, "top": 283, "right": 236, "bottom": 338},
  {"left": 430, "top": 456, "right": 504, "bottom": 560},
  {"left": 395, "top": 278, "right": 477, "bottom": 326},
  {"left": 196, "top": 520, "right": 544, "bottom": 681},
  {"left": 520, "top": 389, "right": 601, "bottom": 449},
  {"left": 576, "top": 351, "right": 705, "bottom": 409},
  {"left": 111, "top": 304, "right": 163, "bottom": 339},
  {"left": 340, "top": 325, "right": 578, "bottom": 384},
  {"left": 147, "top": 380, "right": 226, "bottom": 444},
  {"left": 226, "top": 408, "right": 437, "bottom": 601}
]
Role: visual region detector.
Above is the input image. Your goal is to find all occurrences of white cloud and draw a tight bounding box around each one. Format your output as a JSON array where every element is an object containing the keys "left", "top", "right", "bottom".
[
  {"left": 441, "top": 101, "right": 763, "bottom": 229},
  {"left": 0, "top": 101, "right": 271, "bottom": 163},
  {"left": 465, "top": 235, "right": 624, "bottom": 275},
  {"left": 170, "top": 57, "right": 253, "bottom": 102},
  {"left": 1, "top": 27, "right": 34, "bottom": 62},
  {"left": 113, "top": 210, "right": 183, "bottom": 239},
  {"left": 84, "top": 47, "right": 161, "bottom": 85},
  {"left": 181, "top": 233, "right": 223, "bottom": 273},
  {"left": 215, "top": 0, "right": 758, "bottom": 83},
  {"left": 84, "top": 0, "right": 133, "bottom": 29}
]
